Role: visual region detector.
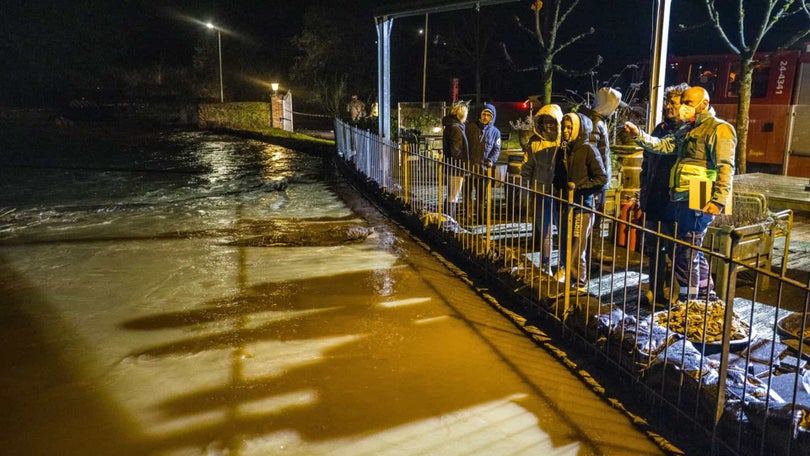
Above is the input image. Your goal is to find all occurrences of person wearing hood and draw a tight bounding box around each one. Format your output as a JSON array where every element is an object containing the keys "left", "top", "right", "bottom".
[
  {"left": 625, "top": 86, "right": 736, "bottom": 304},
  {"left": 638, "top": 83, "right": 689, "bottom": 305},
  {"left": 520, "top": 103, "right": 562, "bottom": 272},
  {"left": 465, "top": 103, "right": 501, "bottom": 224},
  {"left": 553, "top": 112, "right": 607, "bottom": 294},
  {"left": 441, "top": 102, "right": 470, "bottom": 221},
  {"left": 583, "top": 87, "right": 621, "bottom": 189},
  {"left": 580, "top": 87, "right": 621, "bottom": 262}
]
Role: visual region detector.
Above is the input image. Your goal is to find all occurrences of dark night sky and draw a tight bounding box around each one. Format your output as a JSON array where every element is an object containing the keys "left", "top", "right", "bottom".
[{"left": 1, "top": 0, "right": 805, "bottom": 106}]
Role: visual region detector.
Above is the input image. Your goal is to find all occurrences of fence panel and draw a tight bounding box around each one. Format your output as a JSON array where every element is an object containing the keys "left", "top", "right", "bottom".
[{"left": 333, "top": 118, "right": 810, "bottom": 455}]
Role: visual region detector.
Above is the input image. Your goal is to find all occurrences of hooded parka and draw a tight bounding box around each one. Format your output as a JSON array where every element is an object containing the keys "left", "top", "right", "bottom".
[
  {"left": 466, "top": 103, "right": 501, "bottom": 168},
  {"left": 554, "top": 112, "right": 607, "bottom": 207},
  {"left": 521, "top": 104, "right": 563, "bottom": 188}
]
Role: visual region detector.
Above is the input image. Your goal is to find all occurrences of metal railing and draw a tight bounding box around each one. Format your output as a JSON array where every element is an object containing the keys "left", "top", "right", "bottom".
[{"left": 335, "top": 118, "right": 810, "bottom": 455}]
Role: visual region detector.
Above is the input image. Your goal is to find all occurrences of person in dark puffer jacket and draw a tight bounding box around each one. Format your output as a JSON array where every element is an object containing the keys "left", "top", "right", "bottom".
[{"left": 441, "top": 102, "right": 469, "bottom": 221}]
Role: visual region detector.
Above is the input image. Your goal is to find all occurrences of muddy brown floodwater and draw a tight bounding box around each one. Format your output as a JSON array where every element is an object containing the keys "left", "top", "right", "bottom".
[{"left": 0, "top": 127, "right": 666, "bottom": 455}]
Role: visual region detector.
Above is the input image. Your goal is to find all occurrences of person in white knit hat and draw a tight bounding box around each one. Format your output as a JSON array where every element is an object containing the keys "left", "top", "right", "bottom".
[{"left": 581, "top": 87, "right": 622, "bottom": 262}]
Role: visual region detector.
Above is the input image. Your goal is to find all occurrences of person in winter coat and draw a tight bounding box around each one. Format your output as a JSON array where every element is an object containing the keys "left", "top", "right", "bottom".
[
  {"left": 580, "top": 87, "right": 621, "bottom": 262},
  {"left": 442, "top": 102, "right": 469, "bottom": 162},
  {"left": 346, "top": 95, "right": 366, "bottom": 121},
  {"left": 441, "top": 102, "right": 469, "bottom": 221},
  {"left": 639, "top": 83, "right": 689, "bottom": 305},
  {"left": 584, "top": 87, "right": 621, "bottom": 192},
  {"left": 521, "top": 103, "right": 563, "bottom": 272},
  {"left": 554, "top": 112, "right": 608, "bottom": 294},
  {"left": 625, "top": 86, "right": 736, "bottom": 303},
  {"left": 465, "top": 103, "right": 501, "bottom": 224}
]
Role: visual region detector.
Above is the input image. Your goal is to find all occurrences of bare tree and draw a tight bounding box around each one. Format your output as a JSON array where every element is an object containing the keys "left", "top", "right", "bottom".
[
  {"left": 703, "top": 0, "right": 810, "bottom": 173},
  {"left": 501, "top": 0, "right": 601, "bottom": 105},
  {"left": 433, "top": 10, "right": 499, "bottom": 104}
]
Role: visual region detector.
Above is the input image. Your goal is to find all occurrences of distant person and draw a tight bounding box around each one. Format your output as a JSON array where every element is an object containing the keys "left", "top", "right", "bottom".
[
  {"left": 465, "top": 103, "right": 501, "bottom": 224},
  {"left": 347, "top": 95, "right": 366, "bottom": 121},
  {"left": 441, "top": 101, "right": 470, "bottom": 221},
  {"left": 370, "top": 98, "right": 379, "bottom": 117},
  {"left": 521, "top": 103, "right": 563, "bottom": 273},
  {"left": 625, "top": 86, "right": 736, "bottom": 303},
  {"left": 639, "top": 83, "right": 689, "bottom": 306},
  {"left": 553, "top": 112, "right": 607, "bottom": 295},
  {"left": 580, "top": 87, "right": 621, "bottom": 262}
]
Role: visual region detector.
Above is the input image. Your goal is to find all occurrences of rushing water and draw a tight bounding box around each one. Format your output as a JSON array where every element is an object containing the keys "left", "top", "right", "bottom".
[
  {"left": 0, "top": 127, "right": 341, "bottom": 241},
  {"left": 0, "top": 124, "right": 666, "bottom": 455}
]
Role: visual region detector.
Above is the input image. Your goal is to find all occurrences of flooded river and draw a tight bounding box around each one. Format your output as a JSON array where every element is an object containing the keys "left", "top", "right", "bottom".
[{"left": 0, "top": 125, "right": 666, "bottom": 455}]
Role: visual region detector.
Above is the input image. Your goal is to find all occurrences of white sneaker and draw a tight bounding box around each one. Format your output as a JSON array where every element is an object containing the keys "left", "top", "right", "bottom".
[
  {"left": 553, "top": 270, "right": 566, "bottom": 283},
  {"left": 550, "top": 283, "right": 589, "bottom": 299},
  {"left": 573, "top": 284, "right": 589, "bottom": 295}
]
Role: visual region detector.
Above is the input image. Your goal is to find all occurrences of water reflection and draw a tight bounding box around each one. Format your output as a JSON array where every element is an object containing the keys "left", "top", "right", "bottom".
[{"left": 0, "top": 127, "right": 666, "bottom": 455}]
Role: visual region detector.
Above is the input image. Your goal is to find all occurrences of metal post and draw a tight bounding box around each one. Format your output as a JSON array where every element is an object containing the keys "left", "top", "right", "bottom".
[
  {"left": 648, "top": 0, "right": 671, "bottom": 132},
  {"left": 563, "top": 183, "right": 575, "bottom": 320},
  {"left": 485, "top": 166, "right": 492, "bottom": 253},
  {"left": 403, "top": 144, "right": 410, "bottom": 205},
  {"left": 216, "top": 30, "right": 224, "bottom": 103},
  {"left": 438, "top": 157, "right": 445, "bottom": 229},
  {"left": 376, "top": 17, "right": 393, "bottom": 139},
  {"left": 714, "top": 229, "right": 742, "bottom": 428},
  {"left": 422, "top": 13, "right": 429, "bottom": 109}
]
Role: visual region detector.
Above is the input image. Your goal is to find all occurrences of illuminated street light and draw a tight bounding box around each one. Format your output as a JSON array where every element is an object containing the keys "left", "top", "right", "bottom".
[
  {"left": 206, "top": 22, "right": 224, "bottom": 103},
  {"left": 271, "top": 82, "right": 279, "bottom": 94}
]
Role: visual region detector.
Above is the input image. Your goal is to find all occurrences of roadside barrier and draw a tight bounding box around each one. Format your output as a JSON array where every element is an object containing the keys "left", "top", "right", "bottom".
[{"left": 335, "top": 118, "right": 810, "bottom": 455}]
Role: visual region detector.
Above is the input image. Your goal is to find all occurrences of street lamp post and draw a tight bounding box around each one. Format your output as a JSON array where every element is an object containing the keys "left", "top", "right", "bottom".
[
  {"left": 270, "top": 83, "right": 280, "bottom": 129},
  {"left": 206, "top": 22, "right": 224, "bottom": 103}
]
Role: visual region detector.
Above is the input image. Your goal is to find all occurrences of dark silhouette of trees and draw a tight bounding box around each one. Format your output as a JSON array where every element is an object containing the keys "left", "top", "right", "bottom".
[
  {"left": 290, "top": 1, "right": 377, "bottom": 116},
  {"left": 431, "top": 10, "right": 503, "bottom": 104}
]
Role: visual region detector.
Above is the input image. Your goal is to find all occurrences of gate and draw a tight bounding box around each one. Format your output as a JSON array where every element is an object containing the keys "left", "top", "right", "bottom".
[{"left": 282, "top": 92, "right": 293, "bottom": 132}]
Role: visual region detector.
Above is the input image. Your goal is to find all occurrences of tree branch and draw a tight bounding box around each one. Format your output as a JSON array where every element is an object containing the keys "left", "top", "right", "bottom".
[
  {"left": 558, "top": 0, "right": 581, "bottom": 29},
  {"left": 513, "top": 15, "right": 537, "bottom": 41},
  {"left": 778, "top": 24, "right": 810, "bottom": 50},
  {"left": 533, "top": 8, "right": 545, "bottom": 50},
  {"left": 550, "top": 27, "right": 595, "bottom": 58},
  {"left": 553, "top": 54, "right": 603, "bottom": 79},
  {"left": 751, "top": 0, "right": 780, "bottom": 52},
  {"left": 500, "top": 42, "right": 541, "bottom": 73},
  {"left": 704, "top": 0, "right": 741, "bottom": 54}
]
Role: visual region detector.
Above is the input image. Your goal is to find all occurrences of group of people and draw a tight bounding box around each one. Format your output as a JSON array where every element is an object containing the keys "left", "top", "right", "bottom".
[
  {"left": 440, "top": 101, "right": 502, "bottom": 224},
  {"left": 346, "top": 95, "right": 379, "bottom": 121},
  {"left": 443, "top": 83, "right": 737, "bottom": 304},
  {"left": 519, "top": 89, "right": 615, "bottom": 295}
]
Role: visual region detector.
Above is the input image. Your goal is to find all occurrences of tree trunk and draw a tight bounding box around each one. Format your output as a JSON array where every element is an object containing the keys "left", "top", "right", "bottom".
[
  {"left": 735, "top": 56, "right": 755, "bottom": 174},
  {"left": 541, "top": 58, "right": 553, "bottom": 105}
]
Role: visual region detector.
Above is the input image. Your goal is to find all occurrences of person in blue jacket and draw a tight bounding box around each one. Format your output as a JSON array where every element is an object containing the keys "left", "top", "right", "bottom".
[{"left": 465, "top": 103, "right": 501, "bottom": 224}]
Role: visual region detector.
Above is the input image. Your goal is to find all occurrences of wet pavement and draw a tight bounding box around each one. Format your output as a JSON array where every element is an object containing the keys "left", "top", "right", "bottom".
[{"left": 0, "top": 127, "right": 668, "bottom": 455}]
